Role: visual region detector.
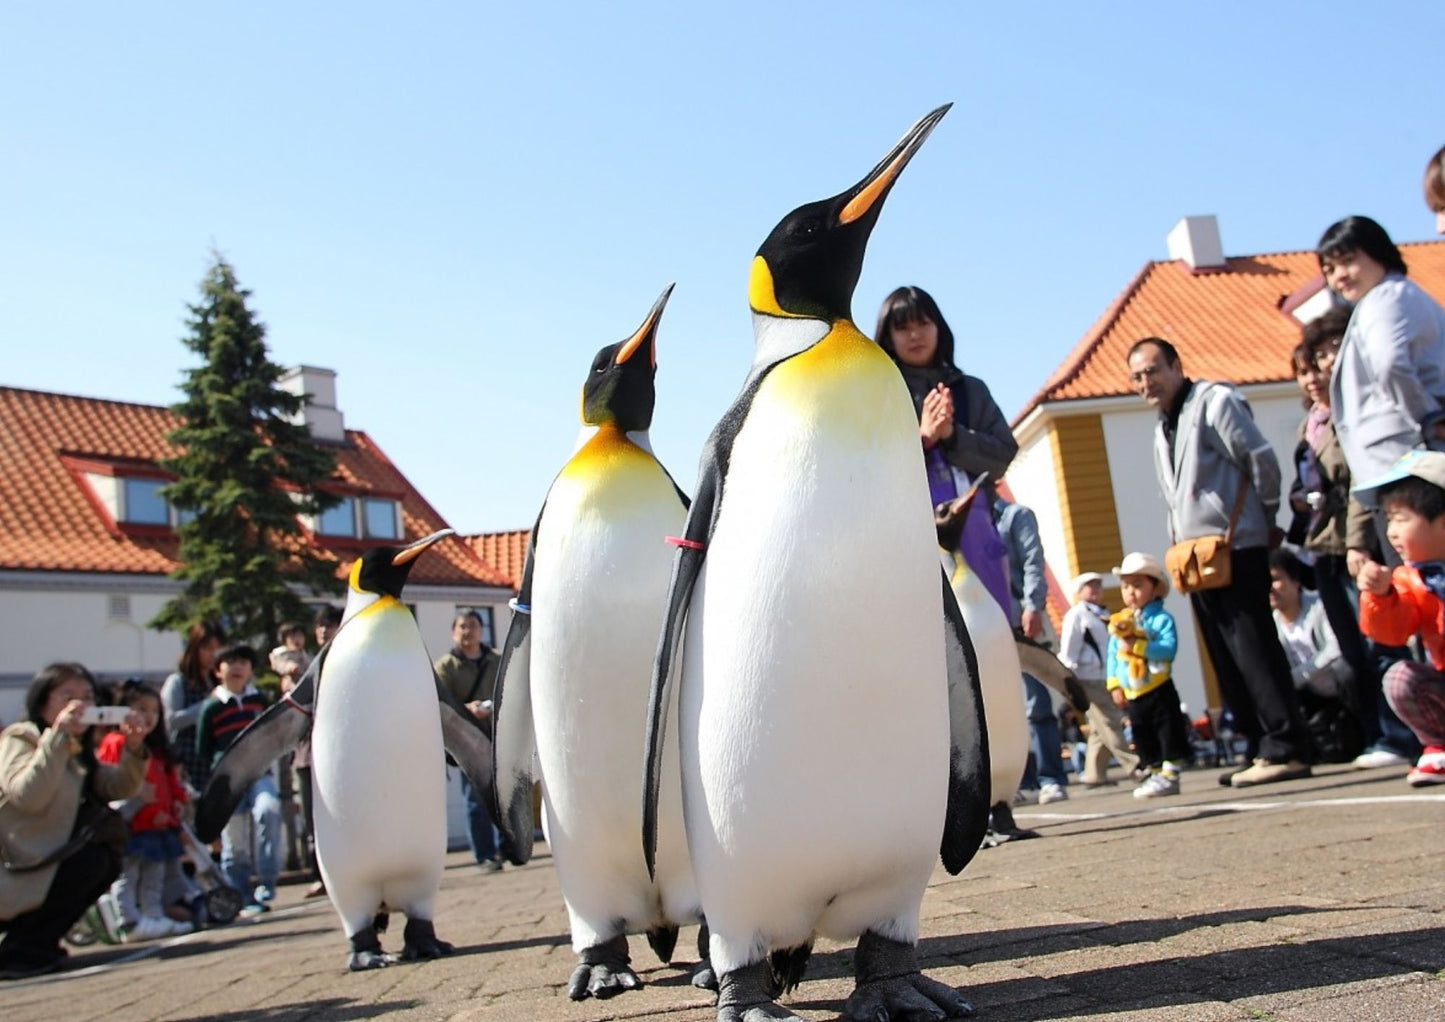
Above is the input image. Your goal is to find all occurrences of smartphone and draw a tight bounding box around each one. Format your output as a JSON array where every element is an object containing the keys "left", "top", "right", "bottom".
[{"left": 79, "top": 705, "right": 132, "bottom": 726}]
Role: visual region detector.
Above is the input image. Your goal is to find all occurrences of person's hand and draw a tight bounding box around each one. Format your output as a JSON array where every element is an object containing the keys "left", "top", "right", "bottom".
[
  {"left": 932, "top": 384, "right": 955, "bottom": 441},
  {"left": 1357, "top": 560, "right": 1394, "bottom": 597},
  {"left": 1021, "top": 609, "right": 1043, "bottom": 639},
  {"left": 466, "top": 700, "right": 492, "bottom": 720},
  {"left": 53, "top": 699, "right": 90, "bottom": 737},
  {"left": 919, "top": 386, "right": 952, "bottom": 447},
  {"left": 1346, "top": 548, "right": 1374, "bottom": 579},
  {"left": 1111, "top": 689, "right": 1128, "bottom": 710},
  {"left": 119, "top": 711, "right": 147, "bottom": 754}
]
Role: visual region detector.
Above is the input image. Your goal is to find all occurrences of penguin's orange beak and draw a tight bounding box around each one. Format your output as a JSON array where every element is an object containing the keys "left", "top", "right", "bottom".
[
  {"left": 614, "top": 283, "right": 675, "bottom": 369},
  {"left": 392, "top": 529, "right": 454, "bottom": 566},
  {"left": 838, "top": 103, "right": 951, "bottom": 225}
]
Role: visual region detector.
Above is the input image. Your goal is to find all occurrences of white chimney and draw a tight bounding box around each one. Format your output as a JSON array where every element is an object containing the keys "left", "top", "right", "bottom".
[
  {"left": 279, "top": 366, "right": 346, "bottom": 443},
  {"left": 1167, "top": 215, "right": 1227, "bottom": 270}
]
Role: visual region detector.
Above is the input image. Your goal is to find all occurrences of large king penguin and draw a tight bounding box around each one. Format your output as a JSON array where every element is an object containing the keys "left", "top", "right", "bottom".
[
  {"left": 196, "top": 531, "right": 495, "bottom": 970},
  {"left": 490, "top": 287, "right": 706, "bottom": 1000},
  {"left": 643, "top": 106, "right": 990, "bottom": 1022}
]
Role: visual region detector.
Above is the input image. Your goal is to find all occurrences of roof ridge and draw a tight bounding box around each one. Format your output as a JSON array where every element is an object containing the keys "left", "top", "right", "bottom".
[{"left": 1, "top": 384, "right": 172, "bottom": 412}]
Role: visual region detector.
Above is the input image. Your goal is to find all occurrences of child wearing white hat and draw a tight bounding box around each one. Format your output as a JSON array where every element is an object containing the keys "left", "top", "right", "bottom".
[
  {"left": 1107, "top": 553, "right": 1190, "bottom": 797},
  {"left": 1058, "top": 572, "right": 1140, "bottom": 786}
]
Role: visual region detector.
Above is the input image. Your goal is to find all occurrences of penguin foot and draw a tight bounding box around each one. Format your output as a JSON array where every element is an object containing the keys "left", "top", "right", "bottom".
[
  {"left": 691, "top": 958, "right": 718, "bottom": 991},
  {"left": 347, "top": 926, "right": 395, "bottom": 972},
  {"left": 400, "top": 918, "right": 455, "bottom": 961},
  {"left": 986, "top": 802, "right": 1039, "bottom": 843},
  {"left": 568, "top": 935, "right": 641, "bottom": 1001},
  {"left": 844, "top": 931, "right": 973, "bottom": 1021},
  {"left": 717, "top": 960, "right": 806, "bottom": 1022},
  {"left": 646, "top": 923, "right": 679, "bottom": 964}
]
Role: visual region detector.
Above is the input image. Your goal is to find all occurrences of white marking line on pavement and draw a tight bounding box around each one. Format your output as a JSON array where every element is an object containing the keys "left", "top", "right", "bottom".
[
  {"left": 1018, "top": 792, "right": 1445, "bottom": 823},
  {"left": 10, "top": 902, "right": 323, "bottom": 988}
]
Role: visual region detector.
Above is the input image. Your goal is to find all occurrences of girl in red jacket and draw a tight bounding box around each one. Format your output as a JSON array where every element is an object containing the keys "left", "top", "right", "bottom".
[{"left": 97, "top": 682, "right": 196, "bottom": 939}]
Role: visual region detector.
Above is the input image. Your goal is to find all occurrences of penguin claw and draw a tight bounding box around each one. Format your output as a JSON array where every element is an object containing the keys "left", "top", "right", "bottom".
[
  {"left": 400, "top": 918, "right": 454, "bottom": 961},
  {"left": 567, "top": 961, "right": 643, "bottom": 1000},
  {"left": 842, "top": 973, "right": 974, "bottom": 1021},
  {"left": 717, "top": 1004, "right": 806, "bottom": 1022},
  {"left": 348, "top": 949, "right": 395, "bottom": 971},
  {"left": 691, "top": 959, "right": 719, "bottom": 991}
]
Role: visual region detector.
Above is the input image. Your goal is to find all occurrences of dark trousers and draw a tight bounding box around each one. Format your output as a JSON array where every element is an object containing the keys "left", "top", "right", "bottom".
[
  {"left": 1191, "top": 545, "right": 1312, "bottom": 763},
  {"left": 296, "top": 765, "right": 318, "bottom": 877},
  {"left": 1128, "top": 680, "right": 1192, "bottom": 770},
  {"left": 0, "top": 844, "right": 119, "bottom": 964}
]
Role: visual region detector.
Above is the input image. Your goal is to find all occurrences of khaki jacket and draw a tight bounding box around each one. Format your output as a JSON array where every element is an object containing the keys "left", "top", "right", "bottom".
[{"left": 0, "top": 722, "right": 147, "bottom": 920}]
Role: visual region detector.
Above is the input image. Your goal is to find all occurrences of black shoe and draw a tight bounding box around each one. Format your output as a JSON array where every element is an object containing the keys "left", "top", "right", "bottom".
[{"left": 0, "top": 950, "right": 63, "bottom": 981}]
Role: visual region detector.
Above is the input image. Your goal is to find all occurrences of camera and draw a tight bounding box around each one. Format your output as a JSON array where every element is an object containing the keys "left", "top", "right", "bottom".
[{"left": 79, "top": 705, "right": 132, "bottom": 726}]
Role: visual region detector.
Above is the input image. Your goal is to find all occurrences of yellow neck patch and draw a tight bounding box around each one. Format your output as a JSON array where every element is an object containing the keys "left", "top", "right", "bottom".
[{"left": 748, "top": 257, "right": 805, "bottom": 319}]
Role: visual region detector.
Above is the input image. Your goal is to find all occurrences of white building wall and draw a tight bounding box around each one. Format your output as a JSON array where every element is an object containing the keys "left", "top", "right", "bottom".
[{"left": 1004, "top": 427, "right": 1074, "bottom": 596}]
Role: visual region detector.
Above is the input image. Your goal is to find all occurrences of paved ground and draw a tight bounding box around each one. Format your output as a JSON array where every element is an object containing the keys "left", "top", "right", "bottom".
[{"left": 4, "top": 763, "right": 1443, "bottom": 1022}]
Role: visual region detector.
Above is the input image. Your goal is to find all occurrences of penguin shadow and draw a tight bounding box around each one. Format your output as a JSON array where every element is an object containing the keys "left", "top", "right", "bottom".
[
  {"left": 173, "top": 998, "right": 418, "bottom": 1022},
  {"left": 444, "top": 931, "right": 571, "bottom": 957},
  {"left": 775, "top": 907, "right": 1445, "bottom": 1019}
]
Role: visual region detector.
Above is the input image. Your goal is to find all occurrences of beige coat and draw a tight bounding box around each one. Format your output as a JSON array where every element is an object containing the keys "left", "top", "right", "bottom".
[{"left": 0, "top": 722, "right": 147, "bottom": 920}]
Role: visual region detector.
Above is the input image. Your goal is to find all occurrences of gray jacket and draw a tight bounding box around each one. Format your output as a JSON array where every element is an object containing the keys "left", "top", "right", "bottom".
[
  {"left": 994, "top": 497, "right": 1046, "bottom": 622},
  {"left": 1329, "top": 273, "right": 1445, "bottom": 491},
  {"left": 1152, "top": 380, "right": 1280, "bottom": 549}
]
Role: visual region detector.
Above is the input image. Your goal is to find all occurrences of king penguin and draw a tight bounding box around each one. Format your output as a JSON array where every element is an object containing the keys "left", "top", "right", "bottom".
[
  {"left": 491, "top": 286, "right": 707, "bottom": 1000},
  {"left": 643, "top": 106, "right": 990, "bottom": 1022},
  {"left": 195, "top": 530, "right": 496, "bottom": 970}
]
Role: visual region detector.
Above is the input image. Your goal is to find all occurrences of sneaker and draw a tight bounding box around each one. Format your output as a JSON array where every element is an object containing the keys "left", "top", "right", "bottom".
[
  {"left": 165, "top": 918, "right": 195, "bottom": 936},
  {"left": 237, "top": 903, "right": 269, "bottom": 920},
  {"left": 1038, "top": 782, "right": 1069, "bottom": 805},
  {"left": 304, "top": 880, "right": 328, "bottom": 899},
  {"left": 1230, "top": 758, "right": 1312, "bottom": 788},
  {"left": 253, "top": 884, "right": 275, "bottom": 904},
  {"left": 1407, "top": 749, "right": 1445, "bottom": 787},
  {"left": 125, "top": 915, "right": 175, "bottom": 942},
  {"left": 1012, "top": 787, "right": 1039, "bottom": 806},
  {"left": 478, "top": 858, "right": 504, "bottom": 874},
  {"left": 1133, "top": 772, "right": 1180, "bottom": 798},
  {"left": 1352, "top": 747, "right": 1411, "bottom": 770}
]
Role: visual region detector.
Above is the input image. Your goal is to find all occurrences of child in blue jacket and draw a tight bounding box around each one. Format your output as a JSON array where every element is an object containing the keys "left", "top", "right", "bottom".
[{"left": 1107, "top": 553, "right": 1190, "bottom": 798}]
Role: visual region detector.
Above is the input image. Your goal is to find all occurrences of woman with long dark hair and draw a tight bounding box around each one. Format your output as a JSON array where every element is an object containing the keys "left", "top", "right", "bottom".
[
  {"left": 873, "top": 285, "right": 1018, "bottom": 613},
  {"left": 0, "top": 663, "right": 147, "bottom": 979},
  {"left": 159, "top": 620, "right": 226, "bottom": 791}
]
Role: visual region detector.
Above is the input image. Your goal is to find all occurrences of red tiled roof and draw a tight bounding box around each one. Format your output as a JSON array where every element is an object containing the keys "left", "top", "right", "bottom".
[
  {"left": 464, "top": 530, "right": 531, "bottom": 591},
  {"left": 1016, "top": 240, "right": 1445, "bottom": 423},
  {"left": 0, "top": 386, "right": 508, "bottom": 588}
]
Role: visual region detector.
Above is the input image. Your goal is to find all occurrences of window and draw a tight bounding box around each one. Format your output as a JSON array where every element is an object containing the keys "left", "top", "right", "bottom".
[
  {"left": 317, "top": 498, "right": 358, "bottom": 537},
  {"left": 362, "top": 497, "right": 399, "bottom": 539},
  {"left": 122, "top": 478, "right": 170, "bottom": 525}
]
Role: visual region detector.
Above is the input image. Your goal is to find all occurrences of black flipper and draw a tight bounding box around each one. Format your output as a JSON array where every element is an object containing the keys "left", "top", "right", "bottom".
[
  {"left": 194, "top": 642, "right": 327, "bottom": 843},
  {"left": 490, "top": 511, "right": 542, "bottom": 866},
  {"left": 1013, "top": 629, "right": 1090, "bottom": 712},
  {"left": 642, "top": 453, "right": 722, "bottom": 878},
  {"left": 938, "top": 570, "right": 991, "bottom": 875},
  {"left": 436, "top": 670, "right": 494, "bottom": 805}
]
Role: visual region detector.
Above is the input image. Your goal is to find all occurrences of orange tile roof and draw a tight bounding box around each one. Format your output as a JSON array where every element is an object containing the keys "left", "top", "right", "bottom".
[
  {"left": 1016, "top": 240, "right": 1445, "bottom": 423},
  {"left": 0, "top": 386, "right": 509, "bottom": 588},
  {"left": 464, "top": 530, "right": 531, "bottom": 591}
]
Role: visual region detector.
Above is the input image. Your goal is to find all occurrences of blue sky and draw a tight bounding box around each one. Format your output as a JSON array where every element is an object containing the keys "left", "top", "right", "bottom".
[{"left": 4, "top": 3, "right": 1443, "bottom": 534}]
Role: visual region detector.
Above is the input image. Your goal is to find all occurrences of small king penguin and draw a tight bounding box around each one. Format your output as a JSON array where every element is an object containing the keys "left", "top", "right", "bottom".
[
  {"left": 644, "top": 106, "right": 990, "bottom": 1022},
  {"left": 196, "top": 530, "right": 496, "bottom": 971},
  {"left": 491, "top": 286, "right": 708, "bottom": 1000}
]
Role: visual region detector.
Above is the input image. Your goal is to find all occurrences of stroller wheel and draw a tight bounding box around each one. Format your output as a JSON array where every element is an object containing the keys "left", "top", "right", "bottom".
[
  {"left": 66, "top": 920, "right": 97, "bottom": 947},
  {"left": 206, "top": 885, "right": 245, "bottom": 925}
]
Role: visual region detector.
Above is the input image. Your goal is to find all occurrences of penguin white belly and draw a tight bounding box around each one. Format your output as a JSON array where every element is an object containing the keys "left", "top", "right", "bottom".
[
  {"left": 681, "top": 383, "right": 949, "bottom": 972},
  {"left": 945, "top": 554, "right": 1029, "bottom": 805},
  {"left": 312, "top": 602, "right": 446, "bottom": 932},
  {"left": 532, "top": 444, "right": 695, "bottom": 947}
]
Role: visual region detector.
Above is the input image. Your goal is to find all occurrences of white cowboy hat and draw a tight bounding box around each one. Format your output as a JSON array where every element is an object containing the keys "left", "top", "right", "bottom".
[{"left": 1111, "top": 552, "right": 1169, "bottom": 596}]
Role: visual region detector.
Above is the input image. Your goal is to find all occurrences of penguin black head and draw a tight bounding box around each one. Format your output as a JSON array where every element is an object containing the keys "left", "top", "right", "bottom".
[
  {"left": 349, "top": 529, "right": 455, "bottom": 600},
  {"left": 749, "top": 104, "right": 951, "bottom": 323},
  {"left": 581, "top": 284, "right": 674, "bottom": 432}
]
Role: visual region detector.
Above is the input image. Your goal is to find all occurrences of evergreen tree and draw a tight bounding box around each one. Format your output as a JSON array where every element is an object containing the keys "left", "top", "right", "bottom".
[{"left": 151, "top": 255, "right": 344, "bottom": 644}]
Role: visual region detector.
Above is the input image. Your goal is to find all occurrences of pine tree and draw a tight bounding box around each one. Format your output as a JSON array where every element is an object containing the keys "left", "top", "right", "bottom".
[{"left": 151, "top": 255, "right": 344, "bottom": 644}]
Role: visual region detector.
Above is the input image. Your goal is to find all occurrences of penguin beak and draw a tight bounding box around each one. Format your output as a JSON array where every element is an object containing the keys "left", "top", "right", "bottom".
[
  {"left": 392, "top": 528, "right": 455, "bottom": 566},
  {"left": 837, "top": 103, "right": 951, "bottom": 226},
  {"left": 615, "top": 283, "right": 675, "bottom": 369}
]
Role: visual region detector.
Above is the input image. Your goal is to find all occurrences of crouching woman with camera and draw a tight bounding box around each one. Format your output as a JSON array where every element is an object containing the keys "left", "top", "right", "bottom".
[{"left": 0, "top": 663, "right": 148, "bottom": 979}]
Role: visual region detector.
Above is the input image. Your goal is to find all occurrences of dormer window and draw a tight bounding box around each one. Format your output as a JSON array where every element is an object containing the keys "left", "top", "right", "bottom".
[
  {"left": 122, "top": 477, "right": 170, "bottom": 525},
  {"left": 314, "top": 495, "right": 401, "bottom": 540}
]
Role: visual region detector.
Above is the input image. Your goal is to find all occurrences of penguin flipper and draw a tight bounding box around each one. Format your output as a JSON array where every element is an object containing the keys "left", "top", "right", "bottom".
[
  {"left": 938, "top": 569, "right": 991, "bottom": 875},
  {"left": 194, "top": 644, "right": 326, "bottom": 843},
  {"left": 1013, "top": 630, "right": 1090, "bottom": 712},
  {"left": 491, "top": 524, "right": 539, "bottom": 866},
  {"left": 643, "top": 460, "right": 719, "bottom": 878},
  {"left": 435, "top": 670, "right": 495, "bottom": 811}
]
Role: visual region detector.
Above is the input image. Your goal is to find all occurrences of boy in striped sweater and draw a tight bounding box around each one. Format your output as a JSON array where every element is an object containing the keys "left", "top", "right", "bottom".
[{"left": 197, "top": 645, "right": 280, "bottom": 917}]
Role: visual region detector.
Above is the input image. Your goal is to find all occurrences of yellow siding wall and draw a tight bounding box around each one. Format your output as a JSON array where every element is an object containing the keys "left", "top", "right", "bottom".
[{"left": 1048, "top": 415, "right": 1125, "bottom": 593}]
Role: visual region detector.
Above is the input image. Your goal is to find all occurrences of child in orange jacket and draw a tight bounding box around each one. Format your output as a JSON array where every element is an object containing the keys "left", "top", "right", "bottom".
[{"left": 1356, "top": 450, "right": 1445, "bottom": 786}]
